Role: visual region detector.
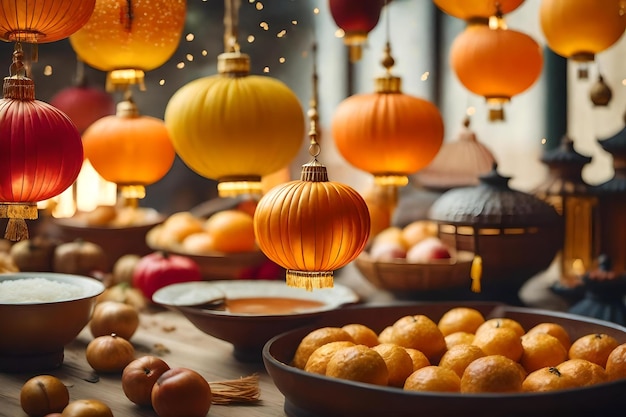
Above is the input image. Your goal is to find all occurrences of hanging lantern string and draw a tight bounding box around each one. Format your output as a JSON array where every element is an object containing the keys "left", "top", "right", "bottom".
[
  {"left": 382, "top": 0, "right": 394, "bottom": 75},
  {"left": 307, "top": 42, "right": 321, "bottom": 160},
  {"left": 224, "top": 0, "right": 241, "bottom": 53},
  {"left": 9, "top": 42, "right": 27, "bottom": 78}
]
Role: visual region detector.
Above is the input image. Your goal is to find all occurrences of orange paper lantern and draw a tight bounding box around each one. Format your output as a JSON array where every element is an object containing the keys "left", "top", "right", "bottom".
[
  {"left": 540, "top": 0, "right": 626, "bottom": 63},
  {"left": 450, "top": 23, "right": 543, "bottom": 120},
  {"left": 69, "top": 0, "right": 186, "bottom": 90},
  {"left": 0, "top": 0, "right": 95, "bottom": 43},
  {"left": 434, "top": 0, "right": 525, "bottom": 21},
  {"left": 82, "top": 99, "right": 175, "bottom": 201}
]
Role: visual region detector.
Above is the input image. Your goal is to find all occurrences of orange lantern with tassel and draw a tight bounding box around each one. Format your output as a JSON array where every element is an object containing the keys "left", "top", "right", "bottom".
[
  {"left": 69, "top": 0, "right": 186, "bottom": 90},
  {"left": 0, "top": 45, "right": 83, "bottom": 240},
  {"left": 450, "top": 21, "right": 543, "bottom": 121},
  {"left": 254, "top": 49, "right": 370, "bottom": 290},
  {"left": 434, "top": 0, "right": 525, "bottom": 22},
  {"left": 0, "top": 0, "right": 95, "bottom": 43},
  {"left": 332, "top": 42, "right": 444, "bottom": 187},
  {"left": 82, "top": 97, "right": 175, "bottom": 203},
  {"left": 540, "top": 0, "right": 625, "bottom": 77},
  {"left": 329, "top": 0, "right": 386, "bottom": 62},
  {"left": 165, "top": 0, "right": 304, "bottom": 198}
]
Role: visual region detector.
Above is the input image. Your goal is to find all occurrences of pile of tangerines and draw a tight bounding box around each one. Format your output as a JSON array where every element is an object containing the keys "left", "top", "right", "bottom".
[{"left": 292, "top": 307, "right": 626, "bottom": 393}]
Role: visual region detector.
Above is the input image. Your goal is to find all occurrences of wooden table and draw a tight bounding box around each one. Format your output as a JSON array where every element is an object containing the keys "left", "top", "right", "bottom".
[{"left": 0, "top": 308, "right": 288, "bottom": 417}]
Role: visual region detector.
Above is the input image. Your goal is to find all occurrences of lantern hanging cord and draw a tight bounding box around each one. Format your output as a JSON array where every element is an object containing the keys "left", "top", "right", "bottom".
[
  {"left": 224, "top": 0, "right": 241, "bottom": 53},
  {"left": 9, "top": 42, "right": 27, "bottom": 78},
  {"left": 308, "top": 42, "right": 321, "bottom": 160}
]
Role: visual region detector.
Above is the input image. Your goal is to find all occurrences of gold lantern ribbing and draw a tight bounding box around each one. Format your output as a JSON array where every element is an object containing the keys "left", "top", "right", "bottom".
[
  {"left": 253, "top": 45, "right": 371, "bottom": 291},
  {"left": 164, "top": 0, "right": 305, "bottom": 198}
]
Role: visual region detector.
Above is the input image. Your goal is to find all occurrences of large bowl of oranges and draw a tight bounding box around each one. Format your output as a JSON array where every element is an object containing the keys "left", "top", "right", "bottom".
[
  {"left": 263, "top": 302, "right": 626, "bottom": 417},
  {"left": 146, "top": 207, "right": 276, "bottom": 280}
]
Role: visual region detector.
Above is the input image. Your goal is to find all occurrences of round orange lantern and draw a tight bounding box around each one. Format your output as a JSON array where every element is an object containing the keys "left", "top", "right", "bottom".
[
  {"left": 0, "top": 46, "right": 83, "bottom": 240},
  {"left": 82, "top": 98, "right": 175, "bottom": 202},
  {"left": 165, "top": 51, "right": 305, "bottom": 198},
  {"left": 434, "top": 0, "right": 525, "bottom": 22},
  {"left": 540, "top": 0, "right": 625, "bottom": 69},
  {"left": 332, "top": 44, "right": 444, "bottom": 186},
  {"left": 0, "top": 0, "right": 95, "bottom": 43},
  {"left": 69, "top": 0, "right": 186, "bottom": 90},
  {"left": 329, "top": 0, "right": 385, "bottom": 61},
  {"left": 450, "top": 23, "right": 543, "bottom": 121}
]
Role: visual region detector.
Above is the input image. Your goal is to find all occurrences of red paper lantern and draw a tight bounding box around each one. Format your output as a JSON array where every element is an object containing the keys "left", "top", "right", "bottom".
[
  {"left": 0, "top": 0, "right": 95, "bottom": 43},
  {"left": 0, "top": 48, "right": 83, "bottom": 240},
  {"left": 329, "top": 0, "right": 385, "bottom": 61},
  {"left": 50, "top": 82, "right": 115, "bottom": 134}
]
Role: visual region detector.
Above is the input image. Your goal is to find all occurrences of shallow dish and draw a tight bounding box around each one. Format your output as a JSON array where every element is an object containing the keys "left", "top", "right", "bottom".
[
  {"left": 263, "top": 302, "right": 626, "bottom": 417},
  {"left": 153, "top": 280, "right": 359, "bottom": 361},
  {"left": 0, "top": 272, "right": 104, "bottom": 372}
]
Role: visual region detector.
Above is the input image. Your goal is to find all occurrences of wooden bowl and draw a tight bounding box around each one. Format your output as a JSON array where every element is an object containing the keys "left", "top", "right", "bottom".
[
  {"left": 263, "top": 302, "right": 626, "bottom": 417},
  {"left": 353, "top": 250, "right": 475, "bottom": 292},
  {"left": 0, "top": 272, "right": 104, "bottom": 372},
  {"left": 152, "top": 280, "right": 359, "bottom": 362}
]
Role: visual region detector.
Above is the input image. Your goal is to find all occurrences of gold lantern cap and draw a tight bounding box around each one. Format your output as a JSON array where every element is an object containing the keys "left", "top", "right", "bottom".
[
  {"left": 374, "top": 42, "right": 402, "bottom": 94},
  {"left": 218, "top": 51, "right": 251, "bottom": 76},
  {"left": 3, "top": 43, "right": 35, "bottom": 101}
]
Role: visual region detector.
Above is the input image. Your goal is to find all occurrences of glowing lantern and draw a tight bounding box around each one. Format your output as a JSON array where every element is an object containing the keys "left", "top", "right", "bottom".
[
  {"left": 0, "top": 45, "right": 83, "bottom": 240},
  {"left": 69, "top": 0, "right": 186, "bottom": 91},
  {"left": 434, "top": 0, "right": 525, "bottom": 22},
  {"left": 165, "top": 0, "right": 304, "bottom": 198},
  {"left": 540, "top": 0, "right": 626, "bottom": 77},
  {"left": 82, "top": 97, "right": 175, "bottom": 204},
  {"left": 0, "top": 0, "right": 95, "bottom": 43},
  {"left": 332, "top": 43, "right": 444, "bottom": 187},
  {"left": 450, "top": 21, "right": 543, "bottom": 121},
  {"left": 254, "top": 54, "right": 370, "bottom": 290},
  {"left": 329, "top": 0, "right": 385, "bottom": 61}
]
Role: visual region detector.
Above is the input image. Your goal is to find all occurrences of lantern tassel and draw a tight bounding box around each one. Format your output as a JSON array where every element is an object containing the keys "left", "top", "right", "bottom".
[
  {"left": 286, "top": 271, "right": 334, "bottom": 291},
  {"left": 4, "top": 218, "right": 29, "bottom": 241},
  {"left": 470, "top": 254, "right": 482, "bottom": 293}
]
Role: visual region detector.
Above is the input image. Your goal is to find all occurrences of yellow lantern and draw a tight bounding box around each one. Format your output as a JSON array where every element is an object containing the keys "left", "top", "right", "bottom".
[
  {"left": 450, "top": 22, "right": 543, "bottom": 121},
  {"left": 332, "top": 42, "right": 444, "bottom": 187},
  {"left": 164, "top": 0, "right": 305, "bottom": 198},
  {"left": 434, "top": 0, "right": 525, "bottom": 22},
  {"left": 254, "top": 55, "right": 370, "bottom": 291},
  {"left": 540, "top": 0, "right": 625, "bottom": 77},
  {"left": 69, "top": 0, "right": 186, "bottom": 90},
  {"left": 0, "top": 0, "right": 95, "bottom": 43}
]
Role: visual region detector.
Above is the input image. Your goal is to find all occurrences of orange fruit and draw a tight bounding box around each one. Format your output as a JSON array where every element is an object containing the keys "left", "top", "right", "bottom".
[
  {"left": 325, "top": 345, "right": 389, "bottom": 386},
  {"left": 304, "top": 341, "right": 356, "bottom": 375},
  {"left": 522, "top": 366, "right": 578, "bottom": 392},
  {"left": 568, "top": 333, "right": 620, "bottom": 367},
  {"left": 181, "top": 232, "right": 215, "bottom": 254},
  {"left": 606, "top": 343, "right": 626, "bottom": 381},
  {"left": 401, "top": 220, "right": 438, "bottom": 248},
  {"left": 475, "top": 317, "right": 525, "bottom": 338},
  {"left": 204, "top": 209, "right": 257, "bottom": 253},
  {"left": 525, "top": 322, "right": 572, "bottom": 350},
  {"left": 445, "top": 331, "right": 475, "bottom": 349},
  {"left": 378, "top": 326, "right": 394, "bottom": 344},
  {"left": 390, "top": 314, "right": 447, "bottom": 363},
  {"left": 404, "top": 366, "right": 461, "bottom": 393},
  {"left": 404, "top": 348, "right": 431, "bottom": 372},
  {"left": 372, "top": 226, "right": 404, "bottom": 246},
  {"left": 460, "top": 355, "right": 525, "bottom": 393},
  {"left": 342, "top": 323, "right": 380, "bottom": 348},
  {"left": 520, "top": 332, "right": 568, "bottom": 373},
  {"left": 371, "top": 343, "right": 414, "bottom": 387},
  {"left": 438, "top": 343, "right": 486, "bottom": 378},
  {"left": 292, "top": 327, "right": 355, "bottom": 369},
  {"left": 471, "top": 326, "right": 523, "bottom": 362},
  {"left": 557, "top": 358, "right": 608, "bottom": 387},
  {"left": 161, "top": 211, "right": 205, "bottom": 244},
  {"left": 437, "top": 307, "right": 485, "bottom": 336}
]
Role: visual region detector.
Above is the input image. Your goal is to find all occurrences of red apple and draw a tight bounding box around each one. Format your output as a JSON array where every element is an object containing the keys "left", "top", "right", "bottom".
[
  {"left": 151, "top": 368, "right": 212, "bottom": 417},
  {"left": 122, "top": 356, "right": 171, "bottom": 407}
]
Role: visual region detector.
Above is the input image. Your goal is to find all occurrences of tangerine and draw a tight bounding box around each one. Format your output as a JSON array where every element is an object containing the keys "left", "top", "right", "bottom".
[
  {"left": 445, "top": 331, "right": 475, "bottom": 349},
  {"left": 525, "top": 322, "right": 572, "bottom": 350},
  {"left": 606, "top": 343, "right": 626, "bottom": 381},
  {"left": 390, "top": 314, "right": 447, "bottom": 363},
  {"left": 342, "top": 323, "right": 380, "bottom": 348},
  {"left": 568, "top": 333, "right": 619, "bottom": 367},
  {"left": 520, "top": 332, "right": 568, "bottom": 373},
  {"left": 557, "top": 358, "right": 608, "bottom": 387},
  {"left": 460, "top": 355, "right": 525, "bottom": 393},
  {"left": 475, "top": 317, "right": 525, "bottom": 338},
  {"left": 439, "top": 343, "right": 486, "bottom": 378},
  {"left": 438, "top": 307, "right": 485, "bottom": 336},
  {"left": 304, "top": 341, "right": 356, "bottom": 375},
  {"left": 404, "top": 348, "right": 431, "bottom": 372},
  {"left": 371, "top": 343, "right": 414, "bottom": 387},
  {"left": 204, "top": 209, "right": 257, "bottom": 253},
  {"left": 404, "top": 366, "right": 461, "bottom": 393},
  {"left": 292, "top": 327, "right": 355, "bottom": 369},
  {"left": 378, "top": 326, "right": 394, "bottom": 344},
  {"left": 325, "top": 345, "right": 389, "bottom": 386},
  {"left": 522, "top": 366, "right": 578, "bottom": 392},
  {"left": 471, "top": 326, "right": 523, "bottom": 362}
]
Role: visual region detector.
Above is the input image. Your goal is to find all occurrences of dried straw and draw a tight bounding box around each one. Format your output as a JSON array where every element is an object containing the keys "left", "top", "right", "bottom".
[{"left": 210, "top": 374, "right": 260, "bottom": 405}]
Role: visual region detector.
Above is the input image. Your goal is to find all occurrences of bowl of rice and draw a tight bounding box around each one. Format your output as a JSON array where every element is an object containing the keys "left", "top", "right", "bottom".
[{"left": 0, "top": 272, "right": 105, "bottom": 372}]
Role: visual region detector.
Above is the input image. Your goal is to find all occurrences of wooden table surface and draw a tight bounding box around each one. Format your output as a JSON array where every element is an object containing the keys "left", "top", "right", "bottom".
[{"left": 0, "top": 307, "right": 288, "bottom": 417}]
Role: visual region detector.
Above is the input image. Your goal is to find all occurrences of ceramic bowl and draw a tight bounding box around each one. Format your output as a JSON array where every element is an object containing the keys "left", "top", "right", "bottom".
[
  {"left": 263, "top": 302, "right": 626, "bottom": 417},
  {"left": 152, "top": 280, "right": 359, "bottom": 362},
  {"left": 0, "top": 272, "right": 104, "bottom": 372}
]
